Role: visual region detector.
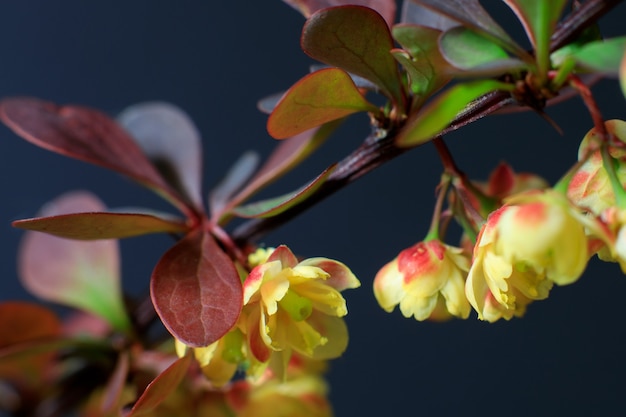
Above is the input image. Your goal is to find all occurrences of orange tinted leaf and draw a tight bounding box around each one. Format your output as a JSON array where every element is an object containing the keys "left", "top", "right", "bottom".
[
  {"left": 267, "top": 68, "right": 377, "bottom": 139},
  {"left": 151, "top": 231, "right": 243, "bottom": 347}
]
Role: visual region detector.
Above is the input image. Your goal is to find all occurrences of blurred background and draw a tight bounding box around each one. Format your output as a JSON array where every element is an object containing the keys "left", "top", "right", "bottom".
[{"left": 0, "top": 1, "right": 625, "bottom": 416}]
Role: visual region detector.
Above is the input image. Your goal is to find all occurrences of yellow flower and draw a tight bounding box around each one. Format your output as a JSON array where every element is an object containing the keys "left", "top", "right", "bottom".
[
  {"left": 241, "top": 245, "right": 360, "bottom": 363},
  {"left": 175, "top": 329, "right": 244, "bottom": 387},
  {"left": 568, "top": 119, "right": 626, "bottom": 215},
  {"left": 466, "top": 190, "right": 589, "bottom": 321},
  {"left": 226, "top": 372, "right": 333, "bottom": 417},
  {"left": 373, "top": 240, "right": 470, "bottom": 321}
]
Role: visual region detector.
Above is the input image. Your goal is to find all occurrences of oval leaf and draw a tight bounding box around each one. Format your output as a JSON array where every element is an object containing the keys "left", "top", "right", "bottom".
[
  {"left": 117, "top": 102, "right": 204, "bottom": 210},
  {"left": 392, "top": 24, "right": 453, "bottom": 100},
  {"left": 18, "top": 191, "right": 131, "bottom": 332},
  {"left": 267, "top": 68, "right": 377, "bottom": 139},
  {"left": 216, "top": 121, "right": 340, "bottom": 223},
  {"left": 126, "top": 354, "right": 191, "bottom": 417},
  {"left": 396, "top": 80, "right": 510, "bottom": 147},
  {"left": 0, "top": 302, "right": 60, "bottom": 348},
  {"left": 411, "top": 0, "right": 528, "bottom": 59},
  {"left": 14, "top": 211, "right": 188, "bottom": 240},
  {"left": 0, "top": 97, "right": 191, "bottom": 215},
  {"left": 302, "top": 6, "right": 404, "bottom": 106},
  {"left": 400, "top": 1, "right": 458, "bottom": 30},
  {"left": 209, "top": 151, "right": 260, "bottom": 215},
  {"left": 503, "top": 0, "right": 568, "bottom": 76},
  {"left": 151, "top": 230, "right": 243, "bottom": 347},
  {"left": 282, "top": 0, "right": 396, "bottom": 27},
  {"left": 232, "top": 164, "right": 335, "bottom": 218},
  {"left": 568, "top": 37, "right": 626, "bottom": 75},
  {"left": 440, "top": 26, "right": 511, "bottom": 70}
]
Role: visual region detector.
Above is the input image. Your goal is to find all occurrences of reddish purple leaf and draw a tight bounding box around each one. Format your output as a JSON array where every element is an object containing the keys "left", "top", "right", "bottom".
[
  {"left": 0, "top": 97, "right": 191, "bottom": 215},
  {"left": 213, "top": 122, "right": 340, "bottom": 223},
  {"left": 117, "top": 102, "right": 205, "bottom": 211},
  {"left": 0, "top": 302, "right": 61, "bottom": 387},
  {"left": 400, "top": 1, "right": 458, "bottom": 30},
  {"left": 209, "top": 151, "right": 260, "bottom": 217},
  {"left": 151, "top": 230, "right": 243, "bottom": 347},
  {"left": 18, "top": 191, "right": 131, "bottom": 332},
  {"left": 125, "top": 354, "right": 191, "bottom": 417},
  {"left": 282, "top": 0, "right": 396, "bottom": 27},
  {"left": 232, "top": 164, "right": 336, "bottom": 218},
  {"left": 14, "top": 211, "right": 188, "bottom": 240}
]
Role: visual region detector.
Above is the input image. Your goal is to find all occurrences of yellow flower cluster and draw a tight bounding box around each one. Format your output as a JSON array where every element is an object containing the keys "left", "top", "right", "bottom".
[{"left": 176, "top": 245, "right": 359, "bottom": 392}]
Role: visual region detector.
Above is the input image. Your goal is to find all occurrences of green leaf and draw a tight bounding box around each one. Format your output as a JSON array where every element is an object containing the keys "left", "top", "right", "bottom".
[
  {"left": 392, "top": 49, "right": 431, "bottom": 96},
  {"left": 439, "top": 26, "right": 525, "bottom": 73},
  {"left": 396, "top": 80, "right": 511, "bottom": 147},
  {"left": 267, "top": 68, "right": 377, "bottom": 139},
  {"left": 18, "top": 192, "right": 132, "bottom": 332},
  {"left": 13, "top": 210, "right": 188, "bottom": 240},
  {"left": 232, "top": 164, "right": 335, "bottom": 218},
  {"left": 301, "top": 6, "right": 404, "bottom": 108},
  {"left": 503, "top": 0, "right": 568, "bottom": 78},
  {"left": 392, "top": 24, "right": 452, "bottom": 102},
  {"left": 568, "top": 37, "right": 626, "bottom": 75},
  {"left": 411, "top": 0, "right": 529, "bottom": 59},
  {"left": 621, "top": 51, "right": 626, "bottom": 99}
]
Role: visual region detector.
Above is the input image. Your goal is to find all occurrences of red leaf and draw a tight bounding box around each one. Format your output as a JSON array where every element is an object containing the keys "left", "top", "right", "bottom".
[
  {"left": 232, "top": 164, "right": 335, "bottom": 218},
  {"left": 101, "top": 352, "right": 130, "bottom": 414},
  {"left": 0, "top": 302, "right": 61, "bottom": 387},
  {"left": 282, "top": 0, "right": 396, "bottom": 27},
  {"left": 125, "top": 354, "right": 191, "bottom": 417},
  {"left": 0, "top": 302, "right": 60, "bottom": 348},
  {"left": 0, "top": 97, "right": 191, "bottom": 215},
  {"left": 214, "top": 122, "right": 340, "bottom": 222},
  {"left": 151, "top": 230, "right": 243, "bottom": 347},
  {"left": 14, "top": 211, "right": 188, "bottom": 240}
]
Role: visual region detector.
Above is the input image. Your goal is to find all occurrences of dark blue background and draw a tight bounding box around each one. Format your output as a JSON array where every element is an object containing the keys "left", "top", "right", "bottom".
[{"left": 1, "top": 2, "right": 625, "bottom": 416}]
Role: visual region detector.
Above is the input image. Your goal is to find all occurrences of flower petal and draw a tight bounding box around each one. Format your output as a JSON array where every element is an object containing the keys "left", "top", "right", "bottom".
[{"left": 298, "top": 258, "right": 360, "bottom": 290}]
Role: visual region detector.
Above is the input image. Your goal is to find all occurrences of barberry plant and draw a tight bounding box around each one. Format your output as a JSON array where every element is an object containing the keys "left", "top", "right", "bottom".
[{"left": 1, "top": 0, "right": 625, "bottom": 416}]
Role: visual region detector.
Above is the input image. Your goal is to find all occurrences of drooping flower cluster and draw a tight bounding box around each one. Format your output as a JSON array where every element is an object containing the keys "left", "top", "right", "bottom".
[
  {"left": 176, "top": 245, "right": 360, "bottom": 392},
  {"left": 374, "top": 239, "right": 470, "bottom": 321},
  {"left": 465, "top": 190, "right": 590, "bottom": 321}
]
